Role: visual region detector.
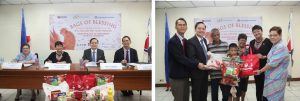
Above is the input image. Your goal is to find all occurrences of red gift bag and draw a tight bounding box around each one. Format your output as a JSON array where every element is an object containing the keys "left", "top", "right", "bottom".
[
  {"left": 65, "top": 74, "right": 96, "bottom": 100},
  {"left": 239, "top": 47, "right": 260, "bottom": 77},
  {"left": 82, "top": 74, "right": 96, "bottom": 90},
  {"left": 65, "top": 74, "right": 84, "bottom": 90}
]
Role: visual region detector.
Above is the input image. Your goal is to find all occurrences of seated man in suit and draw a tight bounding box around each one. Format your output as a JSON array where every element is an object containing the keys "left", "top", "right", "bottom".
[
  {"left": 82, "top": 38, "right": 106, "bottom": 63},
  {"left": 113, "top": 36, "right": 138, "bottom": 96}
]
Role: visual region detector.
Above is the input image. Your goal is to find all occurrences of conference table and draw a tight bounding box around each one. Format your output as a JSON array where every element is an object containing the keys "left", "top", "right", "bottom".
[{"left": 0, "top": 63, "right": 152, "bottom": 91}]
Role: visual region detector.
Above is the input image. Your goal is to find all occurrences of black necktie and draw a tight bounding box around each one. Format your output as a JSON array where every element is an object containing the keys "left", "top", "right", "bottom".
[{"left": 126, "top": 50, "right": 129, "bottom": 63}]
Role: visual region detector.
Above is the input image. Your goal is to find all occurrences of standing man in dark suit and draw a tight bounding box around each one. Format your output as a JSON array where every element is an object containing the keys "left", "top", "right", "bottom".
[
  {"left": 168, "top": 18, "right": 205, "bottom": 101},
  {"left": 186, "top": 22, "right": 210, "bottom": 101},
  {"left": 113, "top": 36, "right": 138, "bottom": 96},
  {"left": 82, "top": 38, "right": 106, "bottom": 63}
]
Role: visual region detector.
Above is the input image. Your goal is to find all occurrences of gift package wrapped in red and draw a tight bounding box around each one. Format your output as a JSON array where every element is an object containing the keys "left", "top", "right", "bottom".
[
  {"left": 221, "top": 57, "right": 242, "bottom": 86},
  {"left": 44, "top": 74, "right": 66, "bottom": 86},
  {"left": 65, "top": 74, "right": 96, "bottom": 100},
  {"left": 95, "top": 74, "right": 114, "bottom": 86},
  {"left": 44, "top": 74, "right": 114, "bottom": 101},
  {"left": 82, "top": 74, "right": 96, "bottom": 90}
]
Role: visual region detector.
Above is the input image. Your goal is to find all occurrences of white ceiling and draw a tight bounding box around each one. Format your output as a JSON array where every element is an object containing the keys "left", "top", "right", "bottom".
[
  {"left": 156, "top": 0, "right": 300, "bottom": 8},
  {"left": 0, "top": 0, "right": 151, "bottom": 5}
]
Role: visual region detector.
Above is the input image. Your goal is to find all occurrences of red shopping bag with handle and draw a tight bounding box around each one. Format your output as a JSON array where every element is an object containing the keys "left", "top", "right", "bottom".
[{"left": 239, "top": 47, "right": 260, "bottom": 77}]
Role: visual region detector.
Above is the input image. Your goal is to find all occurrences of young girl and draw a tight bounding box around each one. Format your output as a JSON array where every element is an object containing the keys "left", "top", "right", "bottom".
[
  {"left": 237, "top": 33, "right": 249, "bottom": 101},
  {"left": 221, "top": 43, "right": 243, "bottom": 101}
]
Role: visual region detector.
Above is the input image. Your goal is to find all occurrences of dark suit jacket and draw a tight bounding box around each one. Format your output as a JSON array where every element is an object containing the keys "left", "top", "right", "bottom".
[
  {"left": 187, "top": 35, "right": 209, "bottom": 79},
  {"left": 44, "top": 52, "right": 72, "bottom": 63},
  {"left": 82, "top": 48, "right": 106, "bottom": 63},
  {"left": 113, "top": 48, "right": 138, "bottom": 63},
  {"left": 168, "top": 34, "right": 198, "bottom": 79}
]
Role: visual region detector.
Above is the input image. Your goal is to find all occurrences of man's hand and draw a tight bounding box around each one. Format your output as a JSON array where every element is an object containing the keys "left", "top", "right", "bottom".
[
  {"left": 121, "top": 60, "right": 128, "bottom": 64},
  {"left": 207, "top": 51, "right": 212, "bottom": 60},
  {"left": 197, "top": 63, "right": 205, "bottom": 70},
  {"left": 98, "top": 60, "right": 105, "bottom": 63}
]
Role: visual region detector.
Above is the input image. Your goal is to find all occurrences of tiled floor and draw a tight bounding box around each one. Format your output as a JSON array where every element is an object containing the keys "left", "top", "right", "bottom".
[
  {"left": 0, "top": 89, "right": 151, "bottom": 101},
  {"left": 156, "top": 81, "right": 300, "bottom": 101}
]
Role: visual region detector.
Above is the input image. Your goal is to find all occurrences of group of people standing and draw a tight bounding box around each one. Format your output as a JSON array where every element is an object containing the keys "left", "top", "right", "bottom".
[
  {"left": 168, "top": 18, "right": 290, "bottom": 101},
  {"left": 13, "top": 36, "right": 139, "bottom": 100}
]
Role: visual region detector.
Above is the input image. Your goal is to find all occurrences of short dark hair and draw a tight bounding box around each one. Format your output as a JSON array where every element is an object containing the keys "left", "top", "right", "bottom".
[
  {"left": 269, "top": 26, "right": 282, "bottom": 36},
  {"left": 55, "top": 41, "right": 63, "bottom": 47},
  {"left": 90, "top": 38, "right": 98, "bottom": 43},
  {"left": 238, "top": 33, "right": 247, "bottom": 41},
  {"left": 194, "top": 22, "right": 206, "bottom": 29},
  {"left": 252, "top": 25, "right": 263, "bottom": 32},
  {"left": 21, "top": 43, "right": 30, "bottom": 49},
  {"left": 122, "top": 36, "right": 131, "bottom": 42},
  {"left": 175, "top": 18, "right": 187, "bottom": 27},
  {"left": 210, "top": 28, "right": 219, "bottom": 36},
  {"left": 229, "top": 43, "right": 238, "bottom": 49}
]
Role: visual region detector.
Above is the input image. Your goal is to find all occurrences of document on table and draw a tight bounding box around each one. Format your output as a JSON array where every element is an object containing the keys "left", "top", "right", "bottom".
[
  {"left": 45, "top": 63, "right": 71, "bottom": 70},
  {"left": 1, "top": 63, "right": 23, "bottom": 69},
  {"left": 100, "top": 63, "right": 123, "bottom": 70}
]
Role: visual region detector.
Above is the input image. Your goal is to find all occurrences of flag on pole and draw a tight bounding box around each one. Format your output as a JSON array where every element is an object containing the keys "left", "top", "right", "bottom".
[
  {"left": 144, "top": 17, "right": 151, "bottom": 52},
  {"left": 144, "top": 36, "right": 149, "bottom": 52},
  {"left": 164, "top": 13, "right": 171, "bottom": 89},
  {"left": 20, "top": 8, "right": 30, "bottom": 52},
  {"left": 287, "top": 9, "right": 294, "bottom": 86},
  {"left": 287, "top": 10, "right": 293, "bottom": 53}
]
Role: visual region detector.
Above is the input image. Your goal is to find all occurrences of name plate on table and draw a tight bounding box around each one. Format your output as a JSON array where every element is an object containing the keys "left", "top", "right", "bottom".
[
  {"left": 45, "top": 63, "right": 71, "bottom": 70},
  {"left": 85, "top": 62, "right": 97, "bottom": 67},
  {"left": 1, "top": 63, "right": 23, "bottom": 69},
  {"left": 136, "top": 64, "right": 152, "bottom": 70},
  {"left": 100, "top": 63, "right": 122, "bottom": 70}
]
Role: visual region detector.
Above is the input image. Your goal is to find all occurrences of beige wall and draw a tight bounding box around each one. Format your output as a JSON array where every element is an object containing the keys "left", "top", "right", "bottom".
[
  {"left": 0, "top": 2, "right": 151, "bottom": 63},
  {"left": 156, "top": 6, "right": 300, "bottom": 84}
]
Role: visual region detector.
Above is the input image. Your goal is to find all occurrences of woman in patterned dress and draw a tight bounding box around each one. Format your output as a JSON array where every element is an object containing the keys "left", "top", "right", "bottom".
[{"left": 255, "top": 26, "right": 290, "bottom": 101}]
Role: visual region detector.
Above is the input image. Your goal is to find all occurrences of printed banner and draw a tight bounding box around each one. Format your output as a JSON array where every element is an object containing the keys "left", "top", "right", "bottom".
[
  {"left": 50, "top": 14, "right": 121, "bottom": 50},
  {"left": 194, "top": 17, "right": 262, "bottom": 44}
]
